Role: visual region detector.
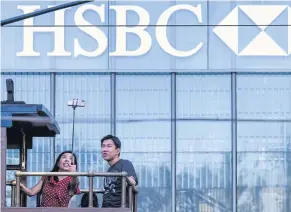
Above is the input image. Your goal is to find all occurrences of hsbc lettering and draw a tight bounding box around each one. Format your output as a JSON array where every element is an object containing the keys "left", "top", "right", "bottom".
[{"left": 16, "top": 4, "right": 203, "bottom": 58}]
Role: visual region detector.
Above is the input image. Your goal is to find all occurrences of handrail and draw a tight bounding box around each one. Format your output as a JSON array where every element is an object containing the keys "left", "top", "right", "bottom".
[
  {"left": 6, "top": 180, "right": 16, "bottom": 186},
  {"left": 192, "top": 189, "right": 231, "bottom": 212},
  {"left": 80, "top": 189, "right": 105, "bottom": 193},
  {"left": 12, "top": 171, "right": 138, "bottom": 211},
  {"left": 14, "top": 171, "right": 128, "bottom": 208},
  {"left": 79, "top": 183, "right": 139, "bottom": 195},
  {"left": 15, "top": 171, "right": 127, "bottom": 177}
]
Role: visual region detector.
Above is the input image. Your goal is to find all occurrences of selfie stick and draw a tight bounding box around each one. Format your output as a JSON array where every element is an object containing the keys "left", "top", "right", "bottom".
[{"left": 67, "top": 99, "right": 85, "bottom": 164}]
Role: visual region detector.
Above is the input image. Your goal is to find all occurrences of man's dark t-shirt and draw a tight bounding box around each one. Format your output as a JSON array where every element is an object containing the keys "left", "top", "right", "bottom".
[{"left": 102, "top": 159, "right": 138, "bottom": 208}]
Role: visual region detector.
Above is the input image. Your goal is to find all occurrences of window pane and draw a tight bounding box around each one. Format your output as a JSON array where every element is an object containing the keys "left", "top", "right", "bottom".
[
  {"left": 177, "top": 74, "right": 232, "bottom": 212},
  {"left": 116, "top": 75, "right": 171, "bottom": 212},
  {"left": 6, "top": 150, "right": 19, "bottom": 165},
  {"left": 177, "top": 74, "right": 231, "bottom": 119},
  {"left": 238, "top": 74, "right": 291, "bottom": 120},
  {"left": 237, "top": 74, "right": 291, "bottom": 212}
]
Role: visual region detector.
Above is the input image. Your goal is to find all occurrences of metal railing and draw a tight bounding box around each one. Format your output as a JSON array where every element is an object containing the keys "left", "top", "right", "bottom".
[
  {"left": 6, "top": 180, "right": 16, "bottom": 207},
  {"left": 78, "top": 188, "right": 138, "bottom": 212},
  {"left": 80, "top": 189, "right": 105, "bottom": 193},
  {"left": 9, "top": 171, "right": 138, "bottom": 211}
]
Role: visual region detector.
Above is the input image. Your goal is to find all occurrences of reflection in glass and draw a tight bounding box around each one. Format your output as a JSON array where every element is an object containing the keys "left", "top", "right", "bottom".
[
  {"left": 116, "top": 75, "right": 172, "bottom": 212},
  {"left": 6, "top": 150, "right": 20, "bottom": 165},
  {"left": 237, "top": 74, "right": 291, "bottom": 212},
  {"left": 176, "top": 74, "right": 232, "bottom": 212}
]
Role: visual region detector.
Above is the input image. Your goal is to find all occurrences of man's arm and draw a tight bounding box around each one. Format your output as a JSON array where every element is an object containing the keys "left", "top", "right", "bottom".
[{"left": 122, "top": 160, "right": 138, "bottom": 186}]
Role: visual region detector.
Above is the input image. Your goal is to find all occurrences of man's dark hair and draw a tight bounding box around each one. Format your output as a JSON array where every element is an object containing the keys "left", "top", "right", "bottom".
[
  {"left": 101, "top": 135, "right": 121, "bottom": 156},
  {"left": 80, "top": 193, "right": 98, "bottom": 207}
]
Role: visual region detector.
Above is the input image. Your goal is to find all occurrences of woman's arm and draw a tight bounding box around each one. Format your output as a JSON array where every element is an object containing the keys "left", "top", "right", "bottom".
[
  {"left": 68, "top": 165, "right": 81, "bottom": 195},
  {"left": 20, "top": 179, "right": 44, "bottom": 197}
]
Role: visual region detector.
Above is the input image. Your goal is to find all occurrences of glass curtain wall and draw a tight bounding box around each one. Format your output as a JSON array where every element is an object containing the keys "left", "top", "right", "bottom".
[{"left": 2, "top": 73, "right": 291, "bottom": 211}]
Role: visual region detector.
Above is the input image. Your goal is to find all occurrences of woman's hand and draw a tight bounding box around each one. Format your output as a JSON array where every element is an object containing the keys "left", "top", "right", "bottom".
[
  {"left": 20, "top": 182, "right": 25, "bottom": 189},
  {"left": 68, "top": 164, "right": 76, "bottom": 172}
]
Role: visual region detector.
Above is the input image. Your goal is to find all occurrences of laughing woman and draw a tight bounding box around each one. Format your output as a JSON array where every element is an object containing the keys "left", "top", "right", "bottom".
[{"left": 20, "top": 151, "right": 81, "bottom": 207}]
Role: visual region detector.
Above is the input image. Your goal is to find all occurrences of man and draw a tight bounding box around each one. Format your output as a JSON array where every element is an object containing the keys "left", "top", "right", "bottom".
[{"left": 101, "top": 134, "right": 138, "bottom": 208}]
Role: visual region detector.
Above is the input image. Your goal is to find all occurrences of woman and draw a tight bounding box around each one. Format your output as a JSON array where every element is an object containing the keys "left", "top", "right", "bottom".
[{"left": 20, "top": 151, "right": 81, "bottom": 207}]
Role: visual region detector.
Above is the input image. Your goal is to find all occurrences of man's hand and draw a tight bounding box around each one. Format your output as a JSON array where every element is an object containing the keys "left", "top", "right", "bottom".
[{"left": 128, "top": 176, "right": 136, "bottom": 186}]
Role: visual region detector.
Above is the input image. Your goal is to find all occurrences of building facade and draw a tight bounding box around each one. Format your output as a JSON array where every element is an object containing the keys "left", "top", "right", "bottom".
[{"left": 1, "top": 1, "right": 291, "bottom": 212}]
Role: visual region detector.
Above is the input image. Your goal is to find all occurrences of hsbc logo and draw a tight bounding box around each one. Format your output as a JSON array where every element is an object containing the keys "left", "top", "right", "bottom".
[
  {"left": 16, "top": 4, "right": 204, "bottom": 58},
  {"left": 213, "top": 5, "right": 291, "bottom": 56},
  {"left": 13, "top": 4, "right": 291, "bottom": 58}
]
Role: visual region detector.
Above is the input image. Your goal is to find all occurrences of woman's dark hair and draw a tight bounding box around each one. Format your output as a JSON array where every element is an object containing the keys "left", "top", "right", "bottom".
[
  {"left": 47, "top": 151, "right": 78, "bottom": 195},
  {"left": 80, "top": 192, "right": 98, "bottom": 207}
]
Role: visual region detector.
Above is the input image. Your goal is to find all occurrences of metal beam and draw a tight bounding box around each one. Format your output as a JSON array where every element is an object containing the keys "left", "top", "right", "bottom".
[
  {"left": 2, "top": 208, "right": 131, "bottom": 212},
  {"left": 111, "top": 73, "right": 116, "bottom": 135},
  {"left": 231, "top": 72, "right": 237, "bottom": 212},
  {"left": 50, "top": 73, "right": 56, "bottom": 164},
  {"left": 1, "top": 128, "right": 7, "bottom": 207},
  {"left": 171, "top": 73, "right": 176, "bottom": 212},
  {"left": 1, "top": 0, "right": 93, "bottom": 26}
]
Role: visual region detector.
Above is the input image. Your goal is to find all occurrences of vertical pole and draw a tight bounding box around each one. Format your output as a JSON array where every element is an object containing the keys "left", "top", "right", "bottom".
[
  {"left": 128, "top": 186, "right": 133, "bottom": 211},
  {"left": 121, "top": 175, "right": 126, "bottom": 207},
  {"left": 134, "top": 193, "right": 138, "bottom": 212},
  {"left": 111, "top": 73, "right": 116, "bottom": 135},
  {"left": 231, "top": 72, "right": 237, "bottom": 212},
  {"left": 21, "top": 129, "right": 26, "bottom": 171},
  {"left": 88, "top": 176, "right": 94, "bottom": 207},
  {"left": 15, "top": 172, "right": 21, "bottom": 207},
  {"left": 20, "top": 129, "right": 27, "bottom": 207},
  {"left": 72, "top": 108, "right": 76, "bottom": 151},
  {"left": 171, "top": 73, "right": 176, "bottom": 212},
  {"left": 50, "top": 73, "right": 56, "bottom": 163},
  {"left": 11, "top": 184, "right": 16, "bottom": 207},
  {"left": 1, "top": 128, "right": 7, "bottom": 207}
]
